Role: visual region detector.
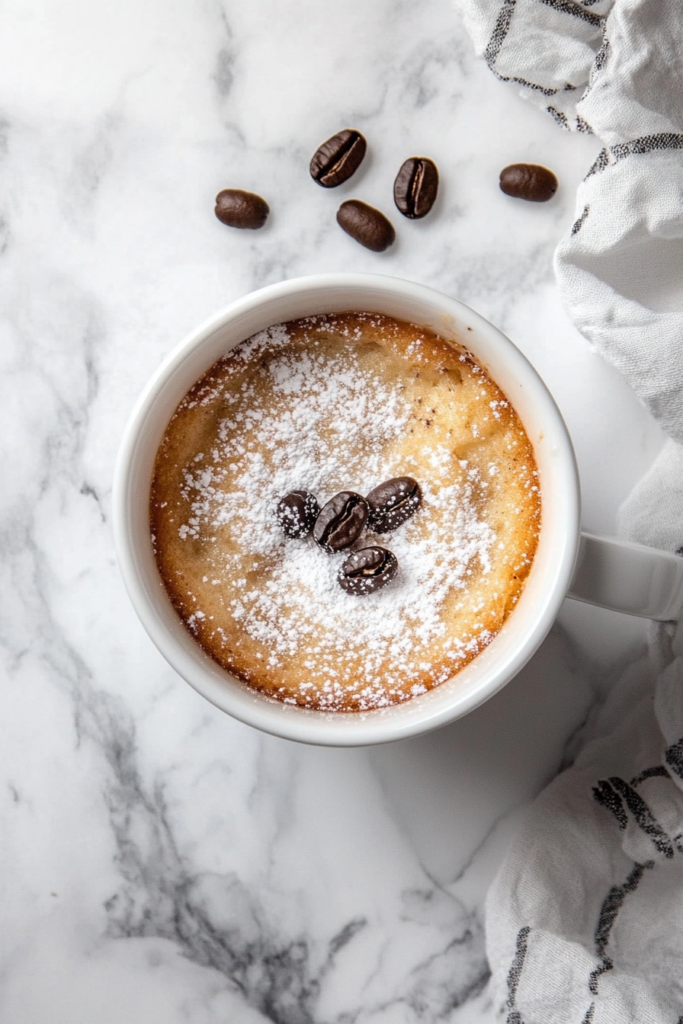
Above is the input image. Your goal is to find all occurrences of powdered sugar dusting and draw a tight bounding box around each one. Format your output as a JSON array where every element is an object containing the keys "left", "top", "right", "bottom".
[{"left": 159, "top": 317, "right": 506, "bottom": 711}]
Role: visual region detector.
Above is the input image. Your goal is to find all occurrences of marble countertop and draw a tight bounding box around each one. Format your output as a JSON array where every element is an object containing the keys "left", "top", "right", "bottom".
[{"left": 0, "top": 1, "right": 667, "bottom": 1021}]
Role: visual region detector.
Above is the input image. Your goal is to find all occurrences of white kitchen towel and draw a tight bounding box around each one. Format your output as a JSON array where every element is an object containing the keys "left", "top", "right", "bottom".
[{"left": 455, "top": 0, "right": 683, "bottom": 1019}]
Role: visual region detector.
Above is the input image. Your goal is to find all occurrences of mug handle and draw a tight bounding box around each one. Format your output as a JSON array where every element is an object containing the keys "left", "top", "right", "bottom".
[{"left": 568, "top": 533, "right": 683, "bottom": 621}]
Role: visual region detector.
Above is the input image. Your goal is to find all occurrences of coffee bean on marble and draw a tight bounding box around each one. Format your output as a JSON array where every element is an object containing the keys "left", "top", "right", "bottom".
[
  {"left": 338, "top": 546, "right": 399, "bottom": 596},
  {"left": 276, "top": 490, "right": 320, "bottom": 539},
  {"left": 310, "top": 129, "right": 367, "bottom": 188},
  {"left": 366, "top": 477, "right": 422, "bottom": 533},
  {"left": 499, "top": 164, "right": 558, "bottom": 203},
  {"left": 215, "top": 189, "right": 270, "bottom": 229},
  {"left": 313, "top": 491, "right": 369, "bottom": 552},
  {"left": 393, "top": 157, "right": 439, "bottom": 219},
  {"left": 336, "top": 200, "right": 395, "bottom": 252}
]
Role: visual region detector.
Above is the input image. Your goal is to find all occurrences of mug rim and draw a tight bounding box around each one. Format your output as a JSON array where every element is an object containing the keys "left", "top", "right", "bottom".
[{"left": 113, "top": 273, "right": 581, "bottom": 745}]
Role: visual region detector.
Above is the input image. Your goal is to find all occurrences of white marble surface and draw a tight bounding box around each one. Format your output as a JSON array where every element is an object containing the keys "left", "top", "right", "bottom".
[{"left": 0, "top": 0, "right": 667, "bottom": 1021}]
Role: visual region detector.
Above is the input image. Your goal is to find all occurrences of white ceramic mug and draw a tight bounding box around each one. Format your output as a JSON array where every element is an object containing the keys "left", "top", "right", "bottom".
[{"left": 113, "top": 274, "right": 683, "bottom": 746}]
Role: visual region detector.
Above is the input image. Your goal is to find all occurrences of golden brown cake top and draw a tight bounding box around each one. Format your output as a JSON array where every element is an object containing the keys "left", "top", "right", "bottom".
[{"left": 151, "top": 312, "right": 541, "bottom": 711}]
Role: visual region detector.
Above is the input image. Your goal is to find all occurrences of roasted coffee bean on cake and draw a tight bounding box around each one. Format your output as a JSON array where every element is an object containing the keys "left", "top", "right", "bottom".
[{"left": 150, "top": 312, "right": 541, "bottom": 711}]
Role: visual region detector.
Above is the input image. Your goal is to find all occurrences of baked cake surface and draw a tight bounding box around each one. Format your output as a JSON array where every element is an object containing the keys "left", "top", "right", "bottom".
[{"left": 150, "top": 313, "right": 541, "bottom": 711}]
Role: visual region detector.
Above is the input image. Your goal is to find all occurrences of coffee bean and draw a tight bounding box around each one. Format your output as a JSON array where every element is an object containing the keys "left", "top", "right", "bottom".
[
  {"left": 366, "top": 477, "right": 422, "bottom": 533},
  {"left": 313, "top": 491, "right": 369, "bottom": 552},
  {"left": 215, "top": 189, "right": 269, "bottom": 229},
  {"left": 276, "top": 490, "right": 320, "bottom": 539},
  {"left": 394, "top": 157, "right": 439, "bottom": 219},
  {"left": 310, "top": 129, "right": 367, "bottom": 188},
  {"left": 336, "top": 200, "right": 395, "bottom": 252},
  {"left": 499, "top": 164, "right": 558, "bottom": 203},
  {"left": 338, "top": 546, "right": 399, "bottom": 596}
]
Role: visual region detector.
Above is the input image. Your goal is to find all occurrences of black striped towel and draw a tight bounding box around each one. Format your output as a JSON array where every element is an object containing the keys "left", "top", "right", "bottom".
[{"left": 456, "top": 0, "right": 683, "bottom": 1019}]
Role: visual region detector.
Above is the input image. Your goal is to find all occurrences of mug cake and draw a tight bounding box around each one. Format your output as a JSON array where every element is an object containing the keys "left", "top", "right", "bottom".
[{"left": 150, "top": 312, "right": 541, "bottom": 711}]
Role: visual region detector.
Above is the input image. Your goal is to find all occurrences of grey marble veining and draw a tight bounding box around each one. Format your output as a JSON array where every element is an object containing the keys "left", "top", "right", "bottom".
[{"left": 0, "top": 0, "right": 666, "bottom": 1020}]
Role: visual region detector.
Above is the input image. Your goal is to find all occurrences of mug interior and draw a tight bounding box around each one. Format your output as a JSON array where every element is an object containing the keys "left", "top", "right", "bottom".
[{"left": 113, "top": 274, "right": 580, "bottom": 745}]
